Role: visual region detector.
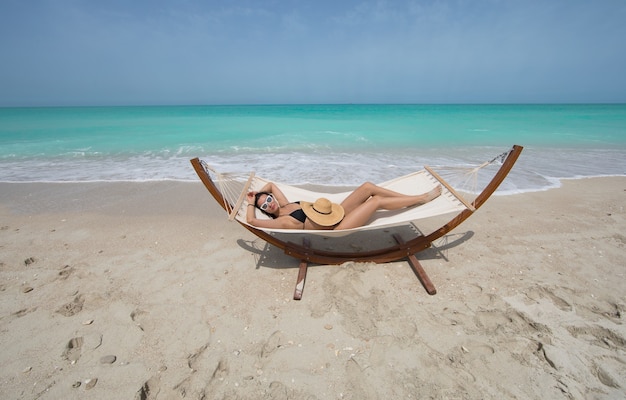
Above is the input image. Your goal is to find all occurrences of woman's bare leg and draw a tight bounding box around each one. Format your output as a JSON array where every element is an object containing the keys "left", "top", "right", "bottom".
[
  {"left": 336, "top": 184, "right": 443, "bottom": 230},
  {"left": 335, "top": 197, "right": 381, "bottom": 230},
  {"left": 340, "top": 182, "right": 442, "bottom": 214},
  {"left": 376, "top": 185, "right": 442, "bottom": 210}
]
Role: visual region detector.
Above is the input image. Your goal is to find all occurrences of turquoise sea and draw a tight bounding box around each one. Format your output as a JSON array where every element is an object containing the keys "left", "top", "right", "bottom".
[{"left": 1, "top": 104, "right": 625, "bottom": 194}]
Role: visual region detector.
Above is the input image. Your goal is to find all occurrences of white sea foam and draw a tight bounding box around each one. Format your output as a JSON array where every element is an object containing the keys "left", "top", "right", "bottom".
[{"left": 1, "top": 146, "right": 624, "bottom": 196}]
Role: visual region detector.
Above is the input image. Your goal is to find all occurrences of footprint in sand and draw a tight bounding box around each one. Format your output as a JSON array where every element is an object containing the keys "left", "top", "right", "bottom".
[
  {"left": 261, "top": 331, "right": 284, "bottom": 359},
  {"left": 174, "top": 356, "right": 228, "bottom": 398},
  {"left": 593, "top": 356, "right": 625, "bottom": 389},
  {"left": 57, "top": 265, "right": 75, "bottom": 280},
  {"left": 461, "top": 340, "right": 496, "bottom": 359},
  {"left": 56, "top": 294, "right": 85, "bottom": 317},
  {"left": 11, "top": 307, "right": 37, "bottom": 318},
  {"left": 136, "top": 375, "right": 161, "bottom": 400},
  {"left": 61, "top": 334, "right": 103, "bottom": 364},
  {"left": 344, "top": 358, "right": 371, "bottom": 399},
  {"left": 130, "top": 309, "right": 147, "bottom": 331},
  {"left": 211, "top": 359, "right": 229, "bottom": 381},
  {"left": 578, "top": 299, "right": 624, "bottom": 323},
  {"left": 434, "top": 305, "right": 473, "bottom": 327},
  {"left": 266, "top": 381, "right": 292, "bottom": 400},
  {"left": 595, "top": 365, "right": 621, "bottom": 388},
  {"left": 446, "top": 339, "right": 495, "bottom": 369},
  {"left": 524, "top": 285, "right": 572, "bottom": 312},
  {"left": 566, "top": 325, "right": 626, "bottom": 349},
  {"left": 472, "top": 310, "right": 515, "bottom": 333},
  {"left": 187, "top": 342, "right": 210, "bottom": 371},
  {"left": 63, "top": 337, "right": 83, "bottom": 363}
]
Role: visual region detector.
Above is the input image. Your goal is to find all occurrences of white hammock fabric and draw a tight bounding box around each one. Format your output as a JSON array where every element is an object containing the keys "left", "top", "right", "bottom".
[{"left": 210, "top": 165, "right": 472, "bottom": 237}]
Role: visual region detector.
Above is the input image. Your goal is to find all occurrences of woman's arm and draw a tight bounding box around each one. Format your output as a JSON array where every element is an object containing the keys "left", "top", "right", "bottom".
[
  {"left": 245, "top": 205, "right": 301, "bottom": 230},
  {"left": 245, "top": 206, "right": 298, "bottom": 229},
  {"left": 258, "top": 182, "right": 290, "bottom": 206}
]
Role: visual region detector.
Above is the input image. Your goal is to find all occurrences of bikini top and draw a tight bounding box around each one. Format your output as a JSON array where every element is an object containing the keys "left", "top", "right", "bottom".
[{"left": 288, "top": 201, "right": 307, "bottom": 223}]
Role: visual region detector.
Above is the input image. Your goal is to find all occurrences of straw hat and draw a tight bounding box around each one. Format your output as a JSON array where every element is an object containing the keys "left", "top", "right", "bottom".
[{"left": 301, "top": 198, "right": 345, "bottom": 226}]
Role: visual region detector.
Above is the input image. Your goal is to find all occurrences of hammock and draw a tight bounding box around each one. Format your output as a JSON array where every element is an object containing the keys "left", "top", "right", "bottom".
[
  {"left": 190, "top": 145, "right": 523, "bottom": 298},
  {"left": 211, "top": 167, "right": 474, "bottom": 237}
]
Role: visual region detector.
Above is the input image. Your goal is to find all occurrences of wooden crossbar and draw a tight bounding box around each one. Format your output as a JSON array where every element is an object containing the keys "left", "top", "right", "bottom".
[
  {"left": 425, "top": 165, "right": 475, "bottom": 212},
  {"left": 228, "top": 172, "right": 255, "bottom": 221}
]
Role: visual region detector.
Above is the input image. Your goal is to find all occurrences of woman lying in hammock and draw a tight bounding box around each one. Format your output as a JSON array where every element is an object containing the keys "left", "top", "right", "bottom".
[{"left": 246, "top": 181, "right": 442, "bottom": 231}]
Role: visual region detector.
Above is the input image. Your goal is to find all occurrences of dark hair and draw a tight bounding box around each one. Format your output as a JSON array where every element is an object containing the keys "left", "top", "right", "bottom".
[{"left": 254, "top": 191, "right": 277, "bottom": 219}]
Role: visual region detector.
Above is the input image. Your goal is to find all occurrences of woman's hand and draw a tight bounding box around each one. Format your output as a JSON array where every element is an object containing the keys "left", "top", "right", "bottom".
[
  {"left": 246, "top": 191, "right": 257, "bottom": 224},
  {"left": 247, "top": 191, "right": 257, "bottom": 204}
]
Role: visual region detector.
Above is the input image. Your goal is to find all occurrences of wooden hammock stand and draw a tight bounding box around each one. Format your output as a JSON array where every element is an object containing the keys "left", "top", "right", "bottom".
[{"left": 190, "top": 145, "right": 523, "bottom": 299}]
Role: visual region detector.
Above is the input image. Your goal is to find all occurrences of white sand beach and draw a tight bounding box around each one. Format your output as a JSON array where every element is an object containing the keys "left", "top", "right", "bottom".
[{"left": 1, "top": 177, "right": 625, "bottom": 399}]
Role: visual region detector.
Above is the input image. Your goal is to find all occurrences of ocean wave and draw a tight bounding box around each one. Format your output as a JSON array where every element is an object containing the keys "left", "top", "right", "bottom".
[{"left": 1, "top": 147, "right": 624, "bottom": 196}]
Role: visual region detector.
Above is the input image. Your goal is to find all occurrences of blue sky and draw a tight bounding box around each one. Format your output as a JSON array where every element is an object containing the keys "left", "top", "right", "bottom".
[{"left": 1, "top": 0, "right": 625, "bottom": 106}]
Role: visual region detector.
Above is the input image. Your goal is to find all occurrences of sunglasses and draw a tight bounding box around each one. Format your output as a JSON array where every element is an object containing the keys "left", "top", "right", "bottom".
[{"left": 258, "top": 194, "right": 274, "bottom": 211}]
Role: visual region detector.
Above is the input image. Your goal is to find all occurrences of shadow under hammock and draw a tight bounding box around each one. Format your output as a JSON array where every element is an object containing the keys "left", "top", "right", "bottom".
[{"left": 190, "top": 144, "right": 523, "bottom": 299}]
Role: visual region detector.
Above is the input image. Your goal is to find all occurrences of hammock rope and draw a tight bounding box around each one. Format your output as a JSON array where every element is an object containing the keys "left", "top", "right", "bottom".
[{"left": 431, "top": 148, "right": 511, "bottom": 198}]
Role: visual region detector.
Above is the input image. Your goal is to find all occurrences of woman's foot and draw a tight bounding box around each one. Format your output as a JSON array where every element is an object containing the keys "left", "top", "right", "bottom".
[{"left": 420, "top": 185, "right": 442, "bottom": 204}]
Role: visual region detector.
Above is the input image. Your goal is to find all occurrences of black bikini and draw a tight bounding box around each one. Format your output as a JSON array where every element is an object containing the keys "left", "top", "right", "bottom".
[{"left": 288, "top": 202, "right": 307, "bottom": 223}]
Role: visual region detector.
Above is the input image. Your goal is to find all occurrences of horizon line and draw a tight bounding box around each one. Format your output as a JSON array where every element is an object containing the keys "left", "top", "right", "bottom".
[{"left": 2, "top": 101, "right": 626, "bottom": 109}]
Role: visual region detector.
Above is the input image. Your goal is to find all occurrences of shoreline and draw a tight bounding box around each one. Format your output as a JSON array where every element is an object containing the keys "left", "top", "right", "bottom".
[
  {"left": 1, "top": 172, "right": 625, "bottom": 194},
  {"left": 1, "top": 177, "right": 625, "bottom": 399}
]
